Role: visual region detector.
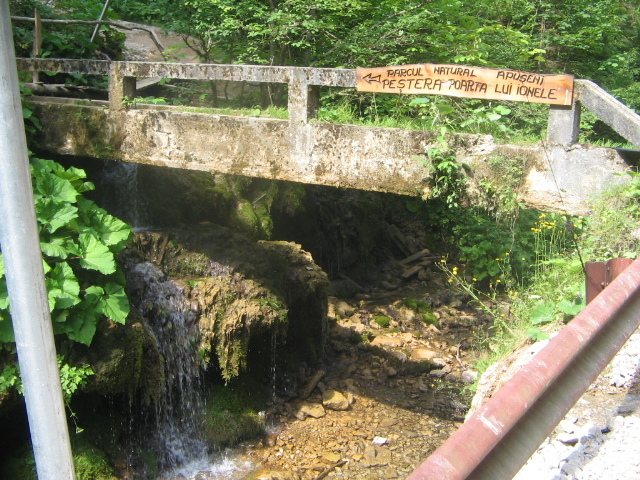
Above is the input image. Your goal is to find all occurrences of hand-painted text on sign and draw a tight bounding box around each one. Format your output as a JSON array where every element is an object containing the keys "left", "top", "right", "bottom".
[{"left": 356, "top": 64, "right": 574, "bottom": 105}]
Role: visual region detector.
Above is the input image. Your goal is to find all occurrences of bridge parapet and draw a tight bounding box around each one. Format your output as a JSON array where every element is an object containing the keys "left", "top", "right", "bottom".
[
  {"left": 17, "top": 57, "right": 640, "bottom": 149},
  {"left": 15, "top": 58, "right": 637, "bottom": 214}
]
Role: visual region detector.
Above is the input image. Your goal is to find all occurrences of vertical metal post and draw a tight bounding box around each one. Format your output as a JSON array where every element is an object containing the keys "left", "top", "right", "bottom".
[
  {"left": 0, "top": 4, "right": 76, "bottom": 480},
  {"left": 32, "top": 8, "right": 42, "bottom": 83},
  {"left": 90, "top": 0, "right": 113, "bottom": 43}
]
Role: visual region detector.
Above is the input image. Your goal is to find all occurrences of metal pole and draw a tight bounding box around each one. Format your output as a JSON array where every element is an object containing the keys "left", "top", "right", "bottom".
[
  {"left": 0, "top": 4, "right": 76, "bottom": 480},
  {"left": 90, "top": 0, "right": 113, "bottom": 43}
]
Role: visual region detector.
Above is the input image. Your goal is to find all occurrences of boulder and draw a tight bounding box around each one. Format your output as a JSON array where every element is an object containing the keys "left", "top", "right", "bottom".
[{"left": 322, "top": 390, "right": 350, "bottom": 411}]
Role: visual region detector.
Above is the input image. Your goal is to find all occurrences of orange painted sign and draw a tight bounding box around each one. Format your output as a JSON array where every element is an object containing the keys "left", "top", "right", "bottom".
[{"left": 356, "top": 63, "right": 574, "bottom": 105}]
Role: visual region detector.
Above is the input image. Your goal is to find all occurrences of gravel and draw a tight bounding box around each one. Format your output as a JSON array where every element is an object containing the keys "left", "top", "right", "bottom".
[{"left": 514, "top": 328, "right": 640, "bottom": 480}]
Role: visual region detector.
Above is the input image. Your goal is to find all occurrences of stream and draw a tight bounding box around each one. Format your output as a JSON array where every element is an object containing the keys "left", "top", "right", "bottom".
[{"left": 70, "top": 161, "right": 485, "bottom": 480}]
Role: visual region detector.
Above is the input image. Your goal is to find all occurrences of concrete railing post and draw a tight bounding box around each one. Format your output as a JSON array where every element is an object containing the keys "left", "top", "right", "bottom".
[
  {"left": 108, "top": 61, "right": 136, "bottom": 110},
  {"left": 288, "top": 68, "right": 319, "bottom": 125},
  {"left": 547, "top": 100, "right": 581, "bottom": 145}
]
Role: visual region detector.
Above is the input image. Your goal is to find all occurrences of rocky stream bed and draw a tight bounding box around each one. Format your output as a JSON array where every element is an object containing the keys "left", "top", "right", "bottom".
[{"left": 148, "top": 245, "right": 491, "bottom": 480}]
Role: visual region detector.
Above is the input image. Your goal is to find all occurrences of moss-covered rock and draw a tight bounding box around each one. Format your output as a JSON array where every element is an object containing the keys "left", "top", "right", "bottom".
[
  {"left": 1, "top": 436, "right": 118, "bottom": 480},
  {"left": 203, "top": 376, "right": 269, "bottom": 448},
  {"left": 62, "top": 317, "right": 164, "bottom": 405},
  {"left": 126, "top": 224, "right": 328, "bottom": 382}
]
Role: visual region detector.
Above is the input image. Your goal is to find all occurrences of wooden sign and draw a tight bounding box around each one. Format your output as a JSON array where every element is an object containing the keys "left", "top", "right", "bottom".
[{"left": 356, "top": 64, "right": 574, "bottom": 105}]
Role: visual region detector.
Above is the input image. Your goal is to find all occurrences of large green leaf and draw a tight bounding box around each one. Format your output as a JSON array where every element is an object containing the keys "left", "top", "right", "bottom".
[
  {"left": 62, "top": 308, "right": 100, "bottom": 346},
  {"left": 78, "top": 234, "right": 116, "bottom": 274},
  {"left": 0, "top": 311, "right": 14, "bottom": 343},
  {"left": 90, "top": 212, "right": 132, "bottom": 248},
  {"left": 33, "top": 169, "right": 79, "bottom": 203},
  {"left": 46, "top": 262, "right": 81, "bottom": 310},
  {"left": 0, "top": 279, "right": 9, "bottom": 310},
  {"left": 40, "top": 237, "right": 70, "bottom": 259},
  {"left": 99, "top": 283, "right": 130, "bottom": 324},
  {"left": 36, "top": 198, "right": 78, "bottom": 233},
  {"left": 531, "top": 301, "right": 556, "bottom": 326}
]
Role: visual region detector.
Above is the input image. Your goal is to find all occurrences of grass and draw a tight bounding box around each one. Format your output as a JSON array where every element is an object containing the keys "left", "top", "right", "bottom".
[
  {"left": 468, "top": 172, "right": 640, "bottom": 381},
  {"left": 174, "top": 105, "right": 288, "bottom": 119}
]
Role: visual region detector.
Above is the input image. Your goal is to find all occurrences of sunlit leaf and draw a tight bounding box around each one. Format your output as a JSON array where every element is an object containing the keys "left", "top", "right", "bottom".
[{"left": 78, "top": 234, "right": 116, "bottom": 274}]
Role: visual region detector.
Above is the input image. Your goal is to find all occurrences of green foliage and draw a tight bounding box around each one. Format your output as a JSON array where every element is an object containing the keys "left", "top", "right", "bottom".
[
  {"left": 1, "top": 436, "right": 117, "bottom": 480},
  {"left": 582, "top": 171, "right": 640, "bottom": 260},
  {"left": 423, "top": 127, "right": 467, "bottom": 208},
  {"left": 203, "top": 376, "right": 268, "bottom": 448},
  {"left": 59, "top": 357, "right": 94, "bottom": 400},
  {"left": 0, "top": 355, "right": 93, "bottom": 402},
  {"left": 0, "top": 158, "right": 132, "bottom": 346},
  {"left": 373, "top": 315, "right": 390, "bottom": 328},
  {"left": 110, "top": 0, "right": 639, "bottom": 144},
  {"left": 0, "top": 364, "right": 22, "bottom": 394},
  {"left": 11, "top": 0, "right": 126, "bottom": 68}
]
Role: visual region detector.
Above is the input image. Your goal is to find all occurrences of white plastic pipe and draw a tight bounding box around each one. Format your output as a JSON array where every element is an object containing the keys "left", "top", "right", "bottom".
[{"left": 0, "top": 3, "right": 76, "bottom": 479}]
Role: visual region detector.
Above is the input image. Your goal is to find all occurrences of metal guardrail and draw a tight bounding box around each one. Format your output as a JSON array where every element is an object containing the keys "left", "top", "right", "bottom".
[{"left": 407, "top": 257, "right": 640, "bottom": 480}]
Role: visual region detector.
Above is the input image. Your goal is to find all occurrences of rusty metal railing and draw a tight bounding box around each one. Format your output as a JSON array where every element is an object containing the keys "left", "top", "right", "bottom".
[{"left": 407, "top": 257, "right": 640, "bottom": 480}]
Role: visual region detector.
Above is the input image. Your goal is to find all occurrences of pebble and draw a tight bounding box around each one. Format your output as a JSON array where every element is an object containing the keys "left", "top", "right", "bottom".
[{"left": 513, "top": 328, "right": 640, "bottom": 480}]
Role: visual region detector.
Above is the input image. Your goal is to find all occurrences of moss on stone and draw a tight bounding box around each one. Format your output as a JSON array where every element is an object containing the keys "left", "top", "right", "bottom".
[
  {"left": 128, "top": 226, "right": 328, "bottom": 382},
  {"left": 203, "top": 376, "right": 268, "bottom": 449},
  {"left": 373, "top": 315, "right": 391, "bottom": 328},
  {"left": 2, "top": 436, "right": 117, "bottom": 480},
  {"left": 69, "top": 318, "right": 164, "bottom": 405}
]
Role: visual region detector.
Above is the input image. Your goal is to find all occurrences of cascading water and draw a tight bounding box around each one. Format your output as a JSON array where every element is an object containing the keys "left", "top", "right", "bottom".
[
  {"left": 125, "top": 261, "right": 253, "bottom": 479},
  {"left": 98, "top": 161, "right": 148, "bottom": 227},
  {"left": 127, "top": 261, "right": 207, "bottom": 469}
]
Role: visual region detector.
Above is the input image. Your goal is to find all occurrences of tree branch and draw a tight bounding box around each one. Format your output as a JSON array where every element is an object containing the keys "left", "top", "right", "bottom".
[{"left": 10, "top": 17, "right": 166, "bottom": 55}]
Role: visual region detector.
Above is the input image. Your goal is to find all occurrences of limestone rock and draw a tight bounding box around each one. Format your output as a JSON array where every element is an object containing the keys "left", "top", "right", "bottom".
[
  {"left": 410, "top": 348, "right": 438, "bottom": 361},
  {"left": 253, "top": 469, "right": 301, "bottom": 480},
  {"left": 323, "top": 390, "right": 350, "bottom": 411},
  {"left": 363, "top": 445, "right": 391, "bottom": 467},
  {"left": 371, "top": 335, "right": 403, "bottom": 348},
  {"left": 297, "top": 401, "right": 326, "bottom": 419}
]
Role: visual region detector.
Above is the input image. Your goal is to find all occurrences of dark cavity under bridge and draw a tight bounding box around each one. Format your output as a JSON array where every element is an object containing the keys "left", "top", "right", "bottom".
[{"left": 17, "top": 58, "right": 640, "bottom": 215}]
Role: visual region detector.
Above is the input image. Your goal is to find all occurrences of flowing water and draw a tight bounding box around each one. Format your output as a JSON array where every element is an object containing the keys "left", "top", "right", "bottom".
[
  {"left": 98, "top": 161, "right": 148, "bottom": 227},
  {"left": 126, "top": 261, "right": 254, "bottom": 479}
]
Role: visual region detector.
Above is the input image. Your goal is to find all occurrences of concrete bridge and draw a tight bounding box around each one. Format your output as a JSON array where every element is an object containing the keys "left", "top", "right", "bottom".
[{"left": 17, "top": 58, "right": 640, "bottom": 215}]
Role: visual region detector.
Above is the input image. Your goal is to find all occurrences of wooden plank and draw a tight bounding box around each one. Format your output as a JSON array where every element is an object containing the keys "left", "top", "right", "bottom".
[
  {"left": 401, "top": 264, "right": 424, "bottom": 279},
  {"left": 398, "top": 248, "right": 431, "bottom": 266},
  {"left": 357, "top": 63, "right": 574, "bottom": 106}
]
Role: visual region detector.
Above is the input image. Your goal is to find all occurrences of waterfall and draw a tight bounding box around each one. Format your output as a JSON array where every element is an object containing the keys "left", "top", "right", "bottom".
[
  {"left": 99, "top": 161, "right": 148, "bottom": 227},
  {"left": 127, "top": 261, "right": 208, "bottom": 470}
]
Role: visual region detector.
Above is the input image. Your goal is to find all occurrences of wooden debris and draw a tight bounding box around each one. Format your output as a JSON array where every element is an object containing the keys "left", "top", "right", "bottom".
[
  {"left": 398, "top": 248, "right": 431, "bottom": 266},
  {"left": 313, "top": 460, "right": 347, "bottom": 480},
  {"left": 299, "top": 370, "right": 325, "bottom": 400},
  {"left": 385, "top": 222, "right": 416, "bottom": 257},
  {"left": 401, "top": 264, "right": 424, "bottom": 279},
  {"left": 401, "top": 258, "right": 437, "bottom": 279}
]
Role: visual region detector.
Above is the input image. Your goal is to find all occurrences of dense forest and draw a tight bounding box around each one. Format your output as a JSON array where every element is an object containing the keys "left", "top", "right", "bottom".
[{"left": 9, "top": 0, "right": 640, "bottom": 142}]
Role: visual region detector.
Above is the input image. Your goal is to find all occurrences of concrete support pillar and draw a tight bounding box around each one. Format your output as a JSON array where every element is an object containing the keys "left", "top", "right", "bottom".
[
  {"left": 288, "top": 69, "right": 319, "bottom": 125},
  {"left": 109, "top": 62, "right": 136, "bottom": 110},
  {"left": 547, "top": 100, "right": 581, "bottom": 145}
]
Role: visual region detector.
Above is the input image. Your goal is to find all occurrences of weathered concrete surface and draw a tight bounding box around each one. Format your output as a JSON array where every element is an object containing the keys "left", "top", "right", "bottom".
[
  {"left": 30, "top": 98, "right": 631, "bottom": 215},
  {"left": 576, "top": 80, "right": 640, "bottom": 148}
]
